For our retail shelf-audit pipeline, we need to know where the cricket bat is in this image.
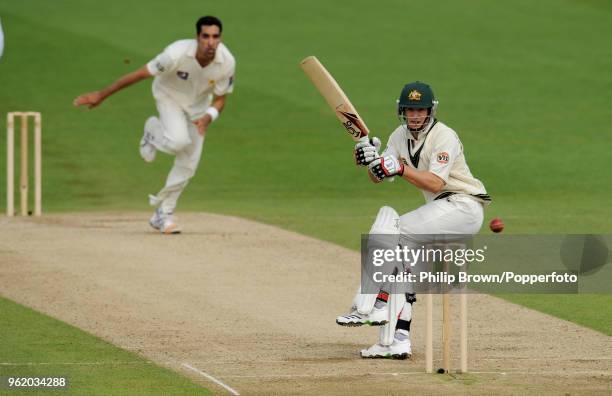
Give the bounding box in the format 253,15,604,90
300,56,370,142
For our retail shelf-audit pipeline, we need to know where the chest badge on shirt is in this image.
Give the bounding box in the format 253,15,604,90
437,152,449,164
177,71,189,80
208,79,215,85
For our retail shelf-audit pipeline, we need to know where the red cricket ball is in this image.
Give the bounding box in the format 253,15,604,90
489,218,504,233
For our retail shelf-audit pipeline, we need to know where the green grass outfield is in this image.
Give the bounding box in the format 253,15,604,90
0,0,611,389
0,297,211,395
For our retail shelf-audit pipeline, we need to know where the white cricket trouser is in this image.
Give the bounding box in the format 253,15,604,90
399,194,484,239
148,98,206,214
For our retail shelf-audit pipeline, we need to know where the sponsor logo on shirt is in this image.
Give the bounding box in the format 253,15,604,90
177,71,189,80
437,152,449,164
155,62,165,72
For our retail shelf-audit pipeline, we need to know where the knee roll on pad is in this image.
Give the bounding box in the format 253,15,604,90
370,206,400,235
368,206,400,252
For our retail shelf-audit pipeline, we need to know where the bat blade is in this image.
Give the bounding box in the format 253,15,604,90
300,56,369,141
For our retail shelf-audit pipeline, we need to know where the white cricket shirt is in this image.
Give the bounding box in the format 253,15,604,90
147,40,235,119
384,121,490,204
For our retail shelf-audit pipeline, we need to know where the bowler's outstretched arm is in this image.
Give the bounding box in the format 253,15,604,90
73,66,152,109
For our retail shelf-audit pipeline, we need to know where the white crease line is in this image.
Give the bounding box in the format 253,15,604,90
182,362,240,396
223,372,429,379
221,370,611,379
222,371,505,379
1,362,608,379
479,357,612,361
469,371,611,376
181,357,612,364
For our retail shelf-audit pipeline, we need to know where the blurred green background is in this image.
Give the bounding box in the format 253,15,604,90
1,0,610,241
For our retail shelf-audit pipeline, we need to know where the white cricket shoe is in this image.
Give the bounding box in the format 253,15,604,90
360,338,412,360
149,208,181,234
336,306,389,327
140,117,159,163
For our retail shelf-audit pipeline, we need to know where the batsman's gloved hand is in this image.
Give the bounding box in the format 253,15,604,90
369,154,404,181
354,136,381,166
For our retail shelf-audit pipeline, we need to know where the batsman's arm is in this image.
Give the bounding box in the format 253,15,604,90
401,167,445,193
73,65,152,108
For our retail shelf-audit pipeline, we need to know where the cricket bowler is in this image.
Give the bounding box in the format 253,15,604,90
73,16,235,234
336,82,490,358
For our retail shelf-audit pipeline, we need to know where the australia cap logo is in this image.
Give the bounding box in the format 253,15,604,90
177,71,189,80
408,90,422,101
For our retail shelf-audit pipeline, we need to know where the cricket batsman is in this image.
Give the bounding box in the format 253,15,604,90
336,82,490,359
74,16,235,234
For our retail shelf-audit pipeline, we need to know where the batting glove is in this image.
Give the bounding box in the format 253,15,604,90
354,136,381,166
369,154,404,181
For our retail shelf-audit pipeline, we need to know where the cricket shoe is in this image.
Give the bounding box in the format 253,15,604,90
360,338,412,360
140,117,159,163
336,306,389,327
149,208,181,234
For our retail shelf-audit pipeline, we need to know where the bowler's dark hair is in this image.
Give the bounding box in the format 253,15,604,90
196,16,222,34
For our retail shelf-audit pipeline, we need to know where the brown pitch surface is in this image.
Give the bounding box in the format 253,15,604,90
1,213,610,395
